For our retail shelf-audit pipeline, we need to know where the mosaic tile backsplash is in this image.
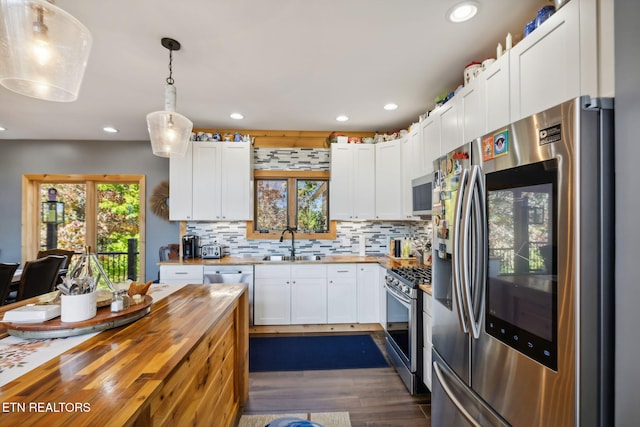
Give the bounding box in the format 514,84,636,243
185,147,431,256
186,221,430,257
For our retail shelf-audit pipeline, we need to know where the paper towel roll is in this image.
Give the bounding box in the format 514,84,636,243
359,234,366,256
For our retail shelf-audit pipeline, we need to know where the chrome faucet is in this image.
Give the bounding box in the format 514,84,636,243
279,227,296,258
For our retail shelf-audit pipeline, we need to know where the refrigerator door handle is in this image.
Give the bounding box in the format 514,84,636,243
433,361,482,427
462,165,487,339
453,167,470,333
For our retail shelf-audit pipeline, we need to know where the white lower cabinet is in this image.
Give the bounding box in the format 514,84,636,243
378,266,387,329
356,264,380,324
327,264,358,324
159,265,204,285
254,265,291,325
422,291,433,390
254,264,328,325
290,265,327,324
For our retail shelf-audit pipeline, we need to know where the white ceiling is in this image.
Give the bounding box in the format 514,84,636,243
0,0,549,142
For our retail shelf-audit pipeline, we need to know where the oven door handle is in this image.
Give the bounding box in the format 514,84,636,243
453,167,470,334
385,283,412,308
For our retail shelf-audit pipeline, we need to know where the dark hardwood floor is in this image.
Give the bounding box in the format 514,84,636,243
242,331,431,426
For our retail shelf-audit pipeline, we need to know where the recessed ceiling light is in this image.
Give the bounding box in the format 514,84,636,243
384,103,398,111
0,126,6,131
103,126,119,133
336,115,349,122
447,1,479,23
230,113,244,120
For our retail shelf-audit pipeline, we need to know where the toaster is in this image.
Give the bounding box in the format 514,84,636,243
201,244,223,259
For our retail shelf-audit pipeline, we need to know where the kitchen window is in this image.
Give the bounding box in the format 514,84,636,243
247,170,336,240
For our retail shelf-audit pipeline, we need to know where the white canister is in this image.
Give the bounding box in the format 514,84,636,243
61,292,97,322
482,58,496,71
463,62,482,86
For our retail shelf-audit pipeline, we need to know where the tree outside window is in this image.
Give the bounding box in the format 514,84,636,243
254,177,329,234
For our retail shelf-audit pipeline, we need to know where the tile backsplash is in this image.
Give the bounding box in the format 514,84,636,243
186,220,430,257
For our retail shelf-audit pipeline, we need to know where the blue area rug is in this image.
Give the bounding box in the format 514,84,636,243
249,334,389,372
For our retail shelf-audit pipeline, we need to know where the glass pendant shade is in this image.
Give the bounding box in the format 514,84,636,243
146,83,193,158
0,0,92,102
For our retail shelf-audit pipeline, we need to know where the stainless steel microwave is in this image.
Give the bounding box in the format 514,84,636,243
411,174,433,216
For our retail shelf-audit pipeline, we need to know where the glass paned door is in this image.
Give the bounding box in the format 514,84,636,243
39,183,86,253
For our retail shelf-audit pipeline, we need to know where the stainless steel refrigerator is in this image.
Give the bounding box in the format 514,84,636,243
430,97,614,427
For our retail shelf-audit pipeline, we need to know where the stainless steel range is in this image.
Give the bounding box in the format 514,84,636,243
384,266,432,395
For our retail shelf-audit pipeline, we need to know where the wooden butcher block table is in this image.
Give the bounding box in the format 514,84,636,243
0,284,249,427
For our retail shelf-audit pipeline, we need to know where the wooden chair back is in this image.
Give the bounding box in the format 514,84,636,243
0,262,19,305
18,255,66,301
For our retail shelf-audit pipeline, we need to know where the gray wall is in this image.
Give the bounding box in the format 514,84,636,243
615,0,640,425
0,139,178,281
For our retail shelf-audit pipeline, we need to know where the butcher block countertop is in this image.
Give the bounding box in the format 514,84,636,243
158,254,425,270
0,284,249,426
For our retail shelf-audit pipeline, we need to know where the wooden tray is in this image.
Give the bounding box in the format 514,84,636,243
1,295,153,339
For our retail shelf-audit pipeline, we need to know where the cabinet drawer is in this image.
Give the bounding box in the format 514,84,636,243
423,292,432,315
160,265,203,280
255,265,290,279
327,264,357,278
291,264,327,279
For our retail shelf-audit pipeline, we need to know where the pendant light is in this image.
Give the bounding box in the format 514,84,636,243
0,0,92,102
146,37,193,158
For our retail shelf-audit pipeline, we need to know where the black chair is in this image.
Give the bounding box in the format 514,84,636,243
37,249,76,270
17,255,66,301
0,262,20,306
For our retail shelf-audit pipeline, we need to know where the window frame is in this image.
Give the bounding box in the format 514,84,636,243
246,170,336,240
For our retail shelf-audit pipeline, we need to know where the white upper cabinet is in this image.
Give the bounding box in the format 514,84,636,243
330,144,375,220
510,0,585,120
375,139,403,220
420,114,440,173
192,142,220,220
439,96,462,154
170,141,252,221
220,143,252,220
401,127,422,220
458,77,485,143
169,142,194,221
481,52,511,133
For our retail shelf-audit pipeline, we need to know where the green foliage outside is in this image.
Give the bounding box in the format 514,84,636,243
40,183,140,282
297,180,328,232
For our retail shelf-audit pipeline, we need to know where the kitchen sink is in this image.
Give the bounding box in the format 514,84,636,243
261,255,322,262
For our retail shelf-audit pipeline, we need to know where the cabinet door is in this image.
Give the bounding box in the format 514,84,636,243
482,52,511,133
459,78,484,143
420,115,440,172
192,142,221,220
356,264,379,324
375,140,403,220
439,97,461,154
169,143,193,221
159,265,203,285
330,145,355,220
402,131,420,219
221,142,252,220
254,265,290,325
327,265,357,323
378,266,387,328
509,0,580,120
290,265,327,324
353,145,375,220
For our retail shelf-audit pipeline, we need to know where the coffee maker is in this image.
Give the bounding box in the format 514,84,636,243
182,234,200,259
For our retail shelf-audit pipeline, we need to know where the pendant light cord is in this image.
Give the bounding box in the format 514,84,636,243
166,50,174,86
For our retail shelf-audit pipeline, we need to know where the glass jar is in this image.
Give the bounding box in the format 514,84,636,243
110,290,130,312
